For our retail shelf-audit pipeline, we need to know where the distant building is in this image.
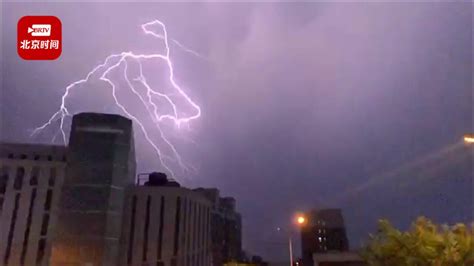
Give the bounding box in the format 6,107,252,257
194,188,242,266
312,251,366,266
301,209,349,265
50,113,137,266
121,172,212,266
0,143,66,266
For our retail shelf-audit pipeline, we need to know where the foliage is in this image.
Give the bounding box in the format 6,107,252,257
362,217,474,266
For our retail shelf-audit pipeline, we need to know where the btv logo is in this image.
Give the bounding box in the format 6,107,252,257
18,16,62,60
27,24,52,36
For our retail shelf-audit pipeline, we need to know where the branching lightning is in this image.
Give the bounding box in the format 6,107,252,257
32,19,202,177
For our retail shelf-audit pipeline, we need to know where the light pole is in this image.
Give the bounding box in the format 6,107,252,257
288,214,306,266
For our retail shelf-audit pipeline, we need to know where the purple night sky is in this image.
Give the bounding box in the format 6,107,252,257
1,1,472,261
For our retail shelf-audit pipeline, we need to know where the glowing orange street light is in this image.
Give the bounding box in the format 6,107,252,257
287,213,307,266
297,216,306,225
464,134,474,144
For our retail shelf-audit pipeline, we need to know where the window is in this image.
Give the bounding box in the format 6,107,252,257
193,203,198,251
30,166,40,186
181,199,187,249
21,188,37,264
157,196,165,260
187,202,192,253
36,238,46,264
34,155,40,160
7,153,13,159
20,154,27,159
127,195,137,265
47,155,52,161
14,167,25,190
40,213,50,236
44,189,53,211
4,193,20,265
173,197,181,256
142,196,151,262
48,168,56,186
0,166,9,193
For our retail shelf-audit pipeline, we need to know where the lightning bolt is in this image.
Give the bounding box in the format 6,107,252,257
31,19,202,178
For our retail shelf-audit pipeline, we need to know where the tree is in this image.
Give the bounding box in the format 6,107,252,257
362,217,473,266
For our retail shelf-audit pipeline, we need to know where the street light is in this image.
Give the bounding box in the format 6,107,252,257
464,134,474,144
288,214,307,266
296,215,306,225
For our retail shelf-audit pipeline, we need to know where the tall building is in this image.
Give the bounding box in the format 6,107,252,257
50,113,136,266
120,172,211,266
194,188,242,266
0,143,66,266
301,209,349,265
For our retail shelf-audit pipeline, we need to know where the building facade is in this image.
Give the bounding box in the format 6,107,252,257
312,251,366,266
0,143,66,266
50,113,136,266
121,172,211,266
301,209,349,265
0,112,243,266
194,188,242,266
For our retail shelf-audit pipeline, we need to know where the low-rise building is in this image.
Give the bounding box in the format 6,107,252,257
121,172,212,266
0,142,66,266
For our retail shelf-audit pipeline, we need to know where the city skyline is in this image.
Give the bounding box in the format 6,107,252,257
1,1,472,262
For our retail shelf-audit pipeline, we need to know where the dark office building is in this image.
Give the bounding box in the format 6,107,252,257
301,209,349,265
194,188,242,266
50,113,137,266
